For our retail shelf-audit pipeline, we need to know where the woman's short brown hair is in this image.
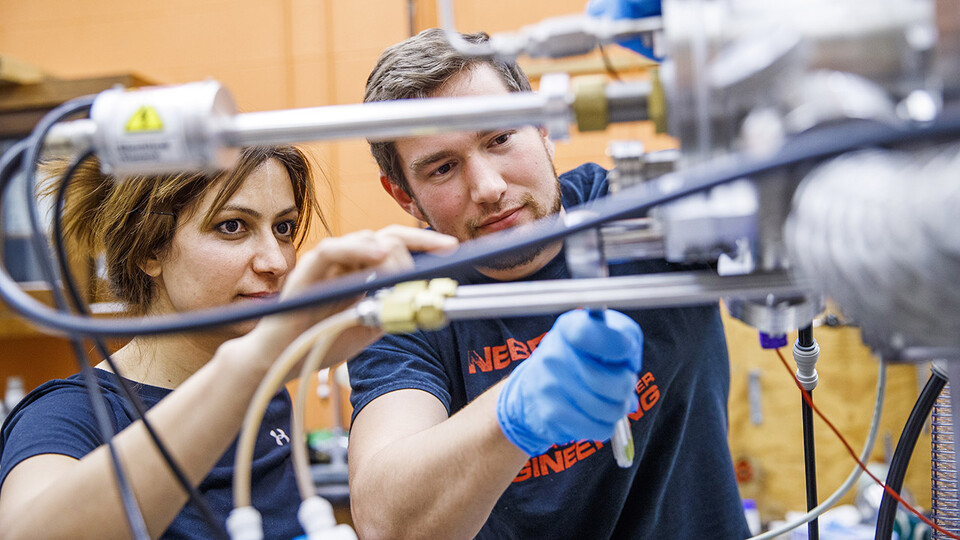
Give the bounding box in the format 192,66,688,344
45,146,327,315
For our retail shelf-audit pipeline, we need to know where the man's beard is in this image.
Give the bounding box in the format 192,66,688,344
472,184,562,271
414,177,563,272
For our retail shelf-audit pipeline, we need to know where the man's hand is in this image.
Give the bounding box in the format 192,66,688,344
587,0,662,60
496,309,643,456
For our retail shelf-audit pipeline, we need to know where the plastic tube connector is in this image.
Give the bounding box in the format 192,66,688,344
298,496,359,540
298,496,336,535
310,525,359,540
793,338,820,391
226,506,263,540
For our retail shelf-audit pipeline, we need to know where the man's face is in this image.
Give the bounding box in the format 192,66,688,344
388,63,563,271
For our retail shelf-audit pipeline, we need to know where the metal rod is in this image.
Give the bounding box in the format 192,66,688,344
42,119,97,156
46,79,651,161
607,81,652,124
444,270,805,321
453,270,739,299
223,92,567,146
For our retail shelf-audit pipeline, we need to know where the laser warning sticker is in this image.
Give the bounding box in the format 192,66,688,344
125,105,164,133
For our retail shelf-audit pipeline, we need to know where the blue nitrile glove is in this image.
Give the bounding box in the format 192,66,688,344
586,0,662,60
496,309,643,456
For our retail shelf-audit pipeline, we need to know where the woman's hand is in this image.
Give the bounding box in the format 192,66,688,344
284,225,457,296
243,226,457,368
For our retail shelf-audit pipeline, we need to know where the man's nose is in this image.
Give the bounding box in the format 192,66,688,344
466,159,507,204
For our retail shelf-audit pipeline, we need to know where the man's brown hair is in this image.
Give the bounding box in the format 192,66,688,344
364,28,532,194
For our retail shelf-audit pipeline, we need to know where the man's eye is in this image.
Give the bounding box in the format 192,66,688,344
493,132,511,145
434,163,453,176
217,219,245,235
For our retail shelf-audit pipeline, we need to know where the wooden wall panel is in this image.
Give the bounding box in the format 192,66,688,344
724,311,932,519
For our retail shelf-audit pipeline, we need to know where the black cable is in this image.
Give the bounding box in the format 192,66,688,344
798,324,818,540
8,100,960,339
875,370,947,540
802,393,819,540
6,103,151,539
51,151,229,540
597,43,623,82
2,143,144,537
799,326,813,348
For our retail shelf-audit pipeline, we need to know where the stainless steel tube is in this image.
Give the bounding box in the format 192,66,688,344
444,270,805,321
45,77,658,158
223,92,569,146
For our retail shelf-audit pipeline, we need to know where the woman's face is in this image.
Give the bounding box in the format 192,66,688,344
144,158,299,336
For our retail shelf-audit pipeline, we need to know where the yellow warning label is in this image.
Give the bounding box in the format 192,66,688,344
125,105,164,133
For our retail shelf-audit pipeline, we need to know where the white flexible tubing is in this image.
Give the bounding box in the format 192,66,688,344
748,357,887,540
438,0,497,57
233,309,361,509
291,330,347,500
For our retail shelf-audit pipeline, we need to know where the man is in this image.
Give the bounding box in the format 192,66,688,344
347,28,749,539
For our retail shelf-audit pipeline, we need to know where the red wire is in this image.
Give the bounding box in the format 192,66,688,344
773,348,959,540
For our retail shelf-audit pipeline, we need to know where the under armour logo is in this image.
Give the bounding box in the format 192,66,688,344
269,428,290,446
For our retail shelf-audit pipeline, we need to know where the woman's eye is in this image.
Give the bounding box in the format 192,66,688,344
275,220,295,237
217,219,246,235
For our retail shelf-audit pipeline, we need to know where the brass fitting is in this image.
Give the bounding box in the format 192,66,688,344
572,75,609,132
379,281,427,334
379,279,458,334
647,67,667,134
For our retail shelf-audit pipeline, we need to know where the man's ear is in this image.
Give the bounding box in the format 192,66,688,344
538,126,556,160
380,174,426,222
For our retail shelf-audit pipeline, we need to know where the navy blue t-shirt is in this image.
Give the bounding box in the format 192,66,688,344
348,163,750,539
0,369,303,540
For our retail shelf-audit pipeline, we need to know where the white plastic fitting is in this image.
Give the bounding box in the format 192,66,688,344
298,496,358,540
298,496,336,535
308,525,359,540
226,506,263,540
793,338,820,391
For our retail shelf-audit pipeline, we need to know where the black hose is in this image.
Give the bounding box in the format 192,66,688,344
9,105,960,338
5,97,225,538
802,392,819,540
799,326,813,348
50,151,229,540
799,323,818,540
796,324,818,539
3,133,149,539
875,370,947,540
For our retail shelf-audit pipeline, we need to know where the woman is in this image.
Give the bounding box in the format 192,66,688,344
0,146,456,539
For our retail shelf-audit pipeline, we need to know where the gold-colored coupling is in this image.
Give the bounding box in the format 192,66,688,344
647,67,667,134
572,75,609,133
379,278,458,334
